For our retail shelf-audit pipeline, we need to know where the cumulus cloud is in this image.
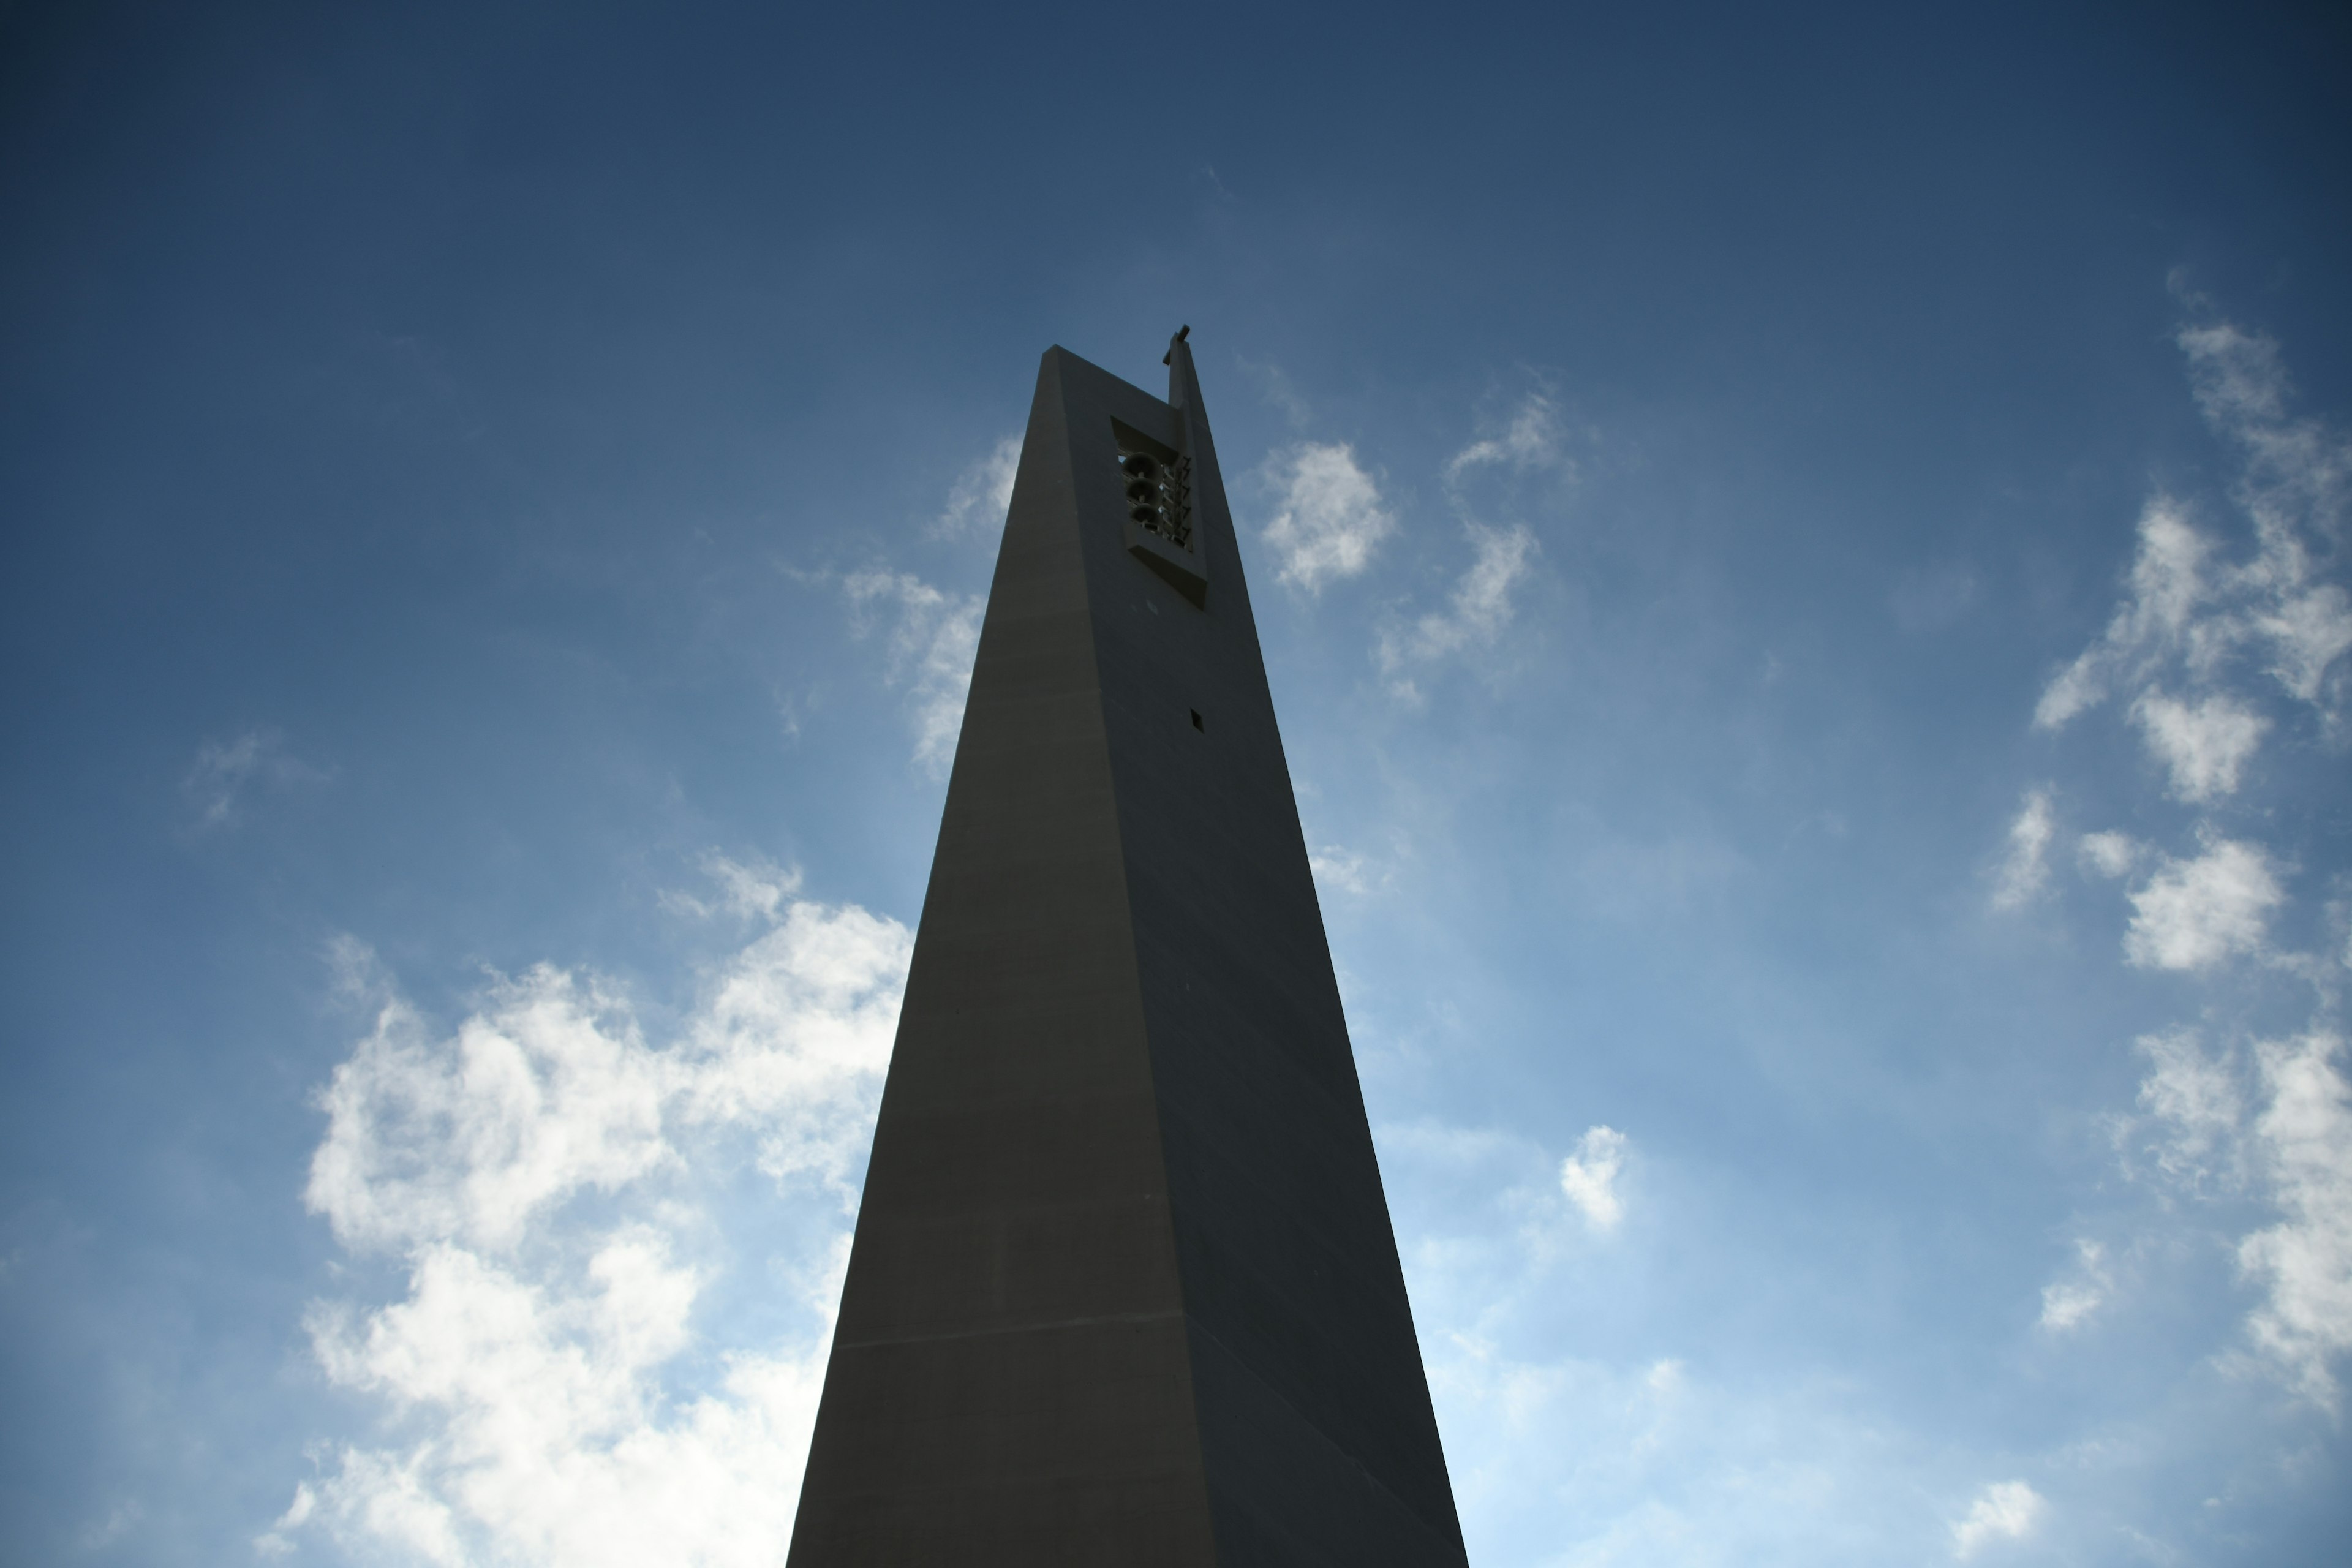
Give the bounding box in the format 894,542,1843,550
1378,522,1539,696
2120,836,2283,971
1259,440,1398,594
2236,1031,2352,1409
934,435,1020,538
181,727,331,829
2130,690,2269,802
1559,1125,1628,1230
1951,1480,2044,1558
277,864,913,1566
2075,831,2141,880
842,569,985,775
2124,1026,2352,1408
2019,315,2352,1430
1989,787,2056,911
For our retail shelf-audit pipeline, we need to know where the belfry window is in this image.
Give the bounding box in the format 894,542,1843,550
1111,417,1206,608
1115,437,1193,551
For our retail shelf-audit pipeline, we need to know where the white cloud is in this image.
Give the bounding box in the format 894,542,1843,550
278,865,913,1567
1308,843,1389,899
2178,323,2351,570
77,1499,142,1551
253,1484,312,1557
1259,440,1397,594
2125,1027,2352,1408
2236,1031,2352,1410
1378,522,1539,695
934,435,1020,538
181,726,330,829
2121,837,2283,971
1559,1125,1628,1231
2130,690,2269,802
1443,393,1570,485
2132,1028,2244,1189
1951,1480,2044,1558
1241,357,1315,429
660,851,802,923
2252,583,2352,705
1989,788,2056,911
2038,1240,2110,1332
308,965,674,1256
2036,318,2352,1420
2039,322,2352,743
842,569,985,775
2075,831,2141,880
2035,498,2213,731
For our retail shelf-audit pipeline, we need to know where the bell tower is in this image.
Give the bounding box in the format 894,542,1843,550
786,331,1469,1567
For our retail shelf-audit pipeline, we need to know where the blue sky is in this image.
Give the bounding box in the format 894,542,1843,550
4,2,2350,1563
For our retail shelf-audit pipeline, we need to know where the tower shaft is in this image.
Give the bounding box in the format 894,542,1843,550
788,337,1467,1566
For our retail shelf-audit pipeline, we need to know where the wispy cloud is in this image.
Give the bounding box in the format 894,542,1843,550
276,862,913,1564
2025,314,2352,1416
1259,440,1397,594
1240,357,1315,430
659,851,803,923
1308,842,1392,899
2036,320,2351,744
933,435,1020,539
1990,786,2056,911
181,727,331,829
842,569,984,776
1374,392,1564,700
1951,1480,2044,1559
77,1499,143,1552
2038,1240,2111,1332
1442,391,1572,486
1376,522,1539,700
1559,1125,1628,1231
2127,1028,2247,1191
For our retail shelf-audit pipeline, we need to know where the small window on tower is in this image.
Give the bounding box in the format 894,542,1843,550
1191,709,1205,732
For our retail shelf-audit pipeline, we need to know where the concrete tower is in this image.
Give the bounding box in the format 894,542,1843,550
786,332,1468,1566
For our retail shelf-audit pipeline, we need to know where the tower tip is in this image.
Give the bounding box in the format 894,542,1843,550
1161,325,1191,366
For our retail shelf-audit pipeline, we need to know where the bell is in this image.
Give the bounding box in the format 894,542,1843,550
1121,454,1158,479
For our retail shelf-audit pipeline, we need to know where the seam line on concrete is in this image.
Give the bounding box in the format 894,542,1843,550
839,1308,1186,1351
1186,1317,1461,1555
